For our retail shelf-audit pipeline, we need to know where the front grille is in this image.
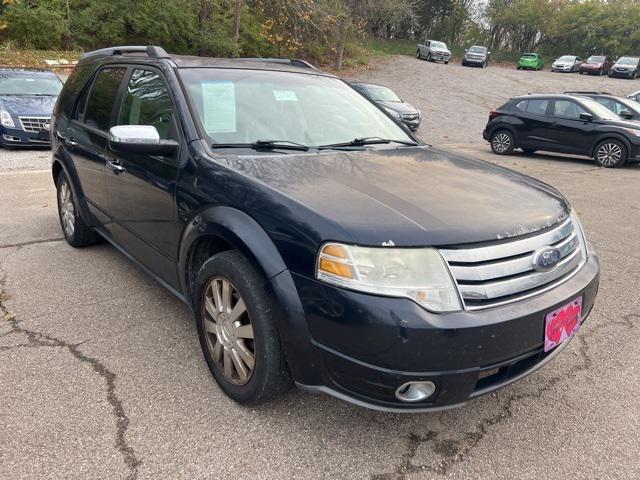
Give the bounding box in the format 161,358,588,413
402,113,419,121
19,116,50,133
440,217,585,310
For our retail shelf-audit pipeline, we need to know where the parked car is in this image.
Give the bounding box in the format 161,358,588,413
53,46,599,412
564,91,640,121
579,55,614,75
461,46,490,67
484,93,640,167
350,82,421,131
517,53,544,70
551,55,582,72
609,57,640,79
627,90,640,102
0,68,63,147
416,40,451,63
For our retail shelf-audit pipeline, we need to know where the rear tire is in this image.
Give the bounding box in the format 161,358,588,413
56,171,101,248
594,139,627,168
490,130,515,155
194,250,292,405
416,50,421,60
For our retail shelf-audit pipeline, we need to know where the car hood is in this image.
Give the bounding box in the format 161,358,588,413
613,64,635,69
582,62,602,67
377,101,419,115
0,95,57,116
215,146,570,246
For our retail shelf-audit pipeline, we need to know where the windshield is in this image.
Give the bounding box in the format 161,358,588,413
580,97,621,121
180,69,413,148
557,56,575,62
617,97,640,113
364,85,401,102
0,74,62,95
468,46,486,54
617,57,639,66
587,56,605,63
431,41,446,49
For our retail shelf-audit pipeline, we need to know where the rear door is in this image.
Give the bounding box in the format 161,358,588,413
511,98,554,149
105,67,183,289
546,99,597,154
66,66,127,228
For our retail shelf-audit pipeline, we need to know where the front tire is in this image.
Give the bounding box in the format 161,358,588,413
56,171,100,247
490,130,515,155
426,52,432,62
194,250,292,405
594,139,627,168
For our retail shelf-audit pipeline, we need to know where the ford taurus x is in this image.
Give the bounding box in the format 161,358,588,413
52,46,600,412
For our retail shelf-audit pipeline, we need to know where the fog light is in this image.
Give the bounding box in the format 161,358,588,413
395,381,436,402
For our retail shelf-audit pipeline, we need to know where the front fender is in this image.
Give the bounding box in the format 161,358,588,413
178,205,288,302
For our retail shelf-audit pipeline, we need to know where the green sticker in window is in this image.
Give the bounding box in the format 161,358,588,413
273,90,298,102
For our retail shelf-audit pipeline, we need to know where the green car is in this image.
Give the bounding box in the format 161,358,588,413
517,53,544,70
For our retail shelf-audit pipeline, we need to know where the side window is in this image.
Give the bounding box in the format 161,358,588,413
83,68,127,131
595,98,623,115
513,100,527,112
118,69,176,140
553,100,587,119
526,99,549,115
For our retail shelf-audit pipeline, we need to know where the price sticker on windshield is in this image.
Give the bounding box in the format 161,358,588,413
273,90,298,102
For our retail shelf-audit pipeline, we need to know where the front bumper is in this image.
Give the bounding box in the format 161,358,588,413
610,69,635,78
552,65,572,72
431,52,451,62
463,57,485,66
0,125,51,147
292,247,599,412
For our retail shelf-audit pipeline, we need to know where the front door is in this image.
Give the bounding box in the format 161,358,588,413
105,67,183,289
546,100,596,155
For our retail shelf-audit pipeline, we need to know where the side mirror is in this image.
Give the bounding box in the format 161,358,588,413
108,125,179,156
579,112,594,122
620,110,634,120
464,49,468,52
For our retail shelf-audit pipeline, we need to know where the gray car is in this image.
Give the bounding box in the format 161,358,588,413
462,46,490,67
351,82,422,131
416,40,451,63
551,55,583,72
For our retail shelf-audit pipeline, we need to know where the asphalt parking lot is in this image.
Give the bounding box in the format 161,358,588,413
1,57,640,480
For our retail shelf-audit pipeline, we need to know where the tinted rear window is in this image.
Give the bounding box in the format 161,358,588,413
526,99,549,115
84,67,126,131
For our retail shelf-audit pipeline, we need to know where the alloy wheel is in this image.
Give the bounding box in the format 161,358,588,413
596,143,622,167
202,277,255,385
59,180,76,238
492,132,511,153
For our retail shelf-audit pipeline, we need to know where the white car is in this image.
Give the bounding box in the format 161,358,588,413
627,90,640,102
551,55,583,72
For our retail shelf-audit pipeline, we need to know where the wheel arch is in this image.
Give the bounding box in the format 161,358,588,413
178,206,288,307
488,124,518,145
51,153,94,225
589,133,632,158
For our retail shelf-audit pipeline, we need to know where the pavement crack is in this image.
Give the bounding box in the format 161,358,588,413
371,310,639,479
0,274,141,480
0,237,64,250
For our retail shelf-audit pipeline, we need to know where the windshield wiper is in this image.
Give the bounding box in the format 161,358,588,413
318,137,419,149
211,139,309,151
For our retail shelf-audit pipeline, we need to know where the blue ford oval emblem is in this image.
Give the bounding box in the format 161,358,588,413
532,246,562,272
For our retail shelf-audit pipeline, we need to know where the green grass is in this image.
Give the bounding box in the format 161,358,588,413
364,39,417,57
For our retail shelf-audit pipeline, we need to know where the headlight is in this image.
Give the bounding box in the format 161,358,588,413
383,107,400,119
570,211,588,261
316,243,462,312
0,109,14,128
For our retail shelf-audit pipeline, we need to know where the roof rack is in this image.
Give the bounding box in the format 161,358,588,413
240,58,316,69
563,91,612,95
81,46,170,60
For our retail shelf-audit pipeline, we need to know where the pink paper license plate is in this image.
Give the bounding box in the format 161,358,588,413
544,297,582,352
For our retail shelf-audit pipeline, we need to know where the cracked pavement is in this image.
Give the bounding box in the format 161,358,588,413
2,58,640,479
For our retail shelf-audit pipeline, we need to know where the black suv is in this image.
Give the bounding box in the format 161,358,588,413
484,93,640,167
53,46,599,412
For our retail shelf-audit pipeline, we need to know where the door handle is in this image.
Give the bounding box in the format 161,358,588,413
106,159,125,175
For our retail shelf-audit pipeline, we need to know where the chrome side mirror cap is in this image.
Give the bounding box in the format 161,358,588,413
108,125,179,156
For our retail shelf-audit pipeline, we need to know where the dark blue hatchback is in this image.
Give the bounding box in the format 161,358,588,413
0,68,63,147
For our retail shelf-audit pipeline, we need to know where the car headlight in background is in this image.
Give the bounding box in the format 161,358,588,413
383,107,401,119
0,109,15,128
316,243,462,312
